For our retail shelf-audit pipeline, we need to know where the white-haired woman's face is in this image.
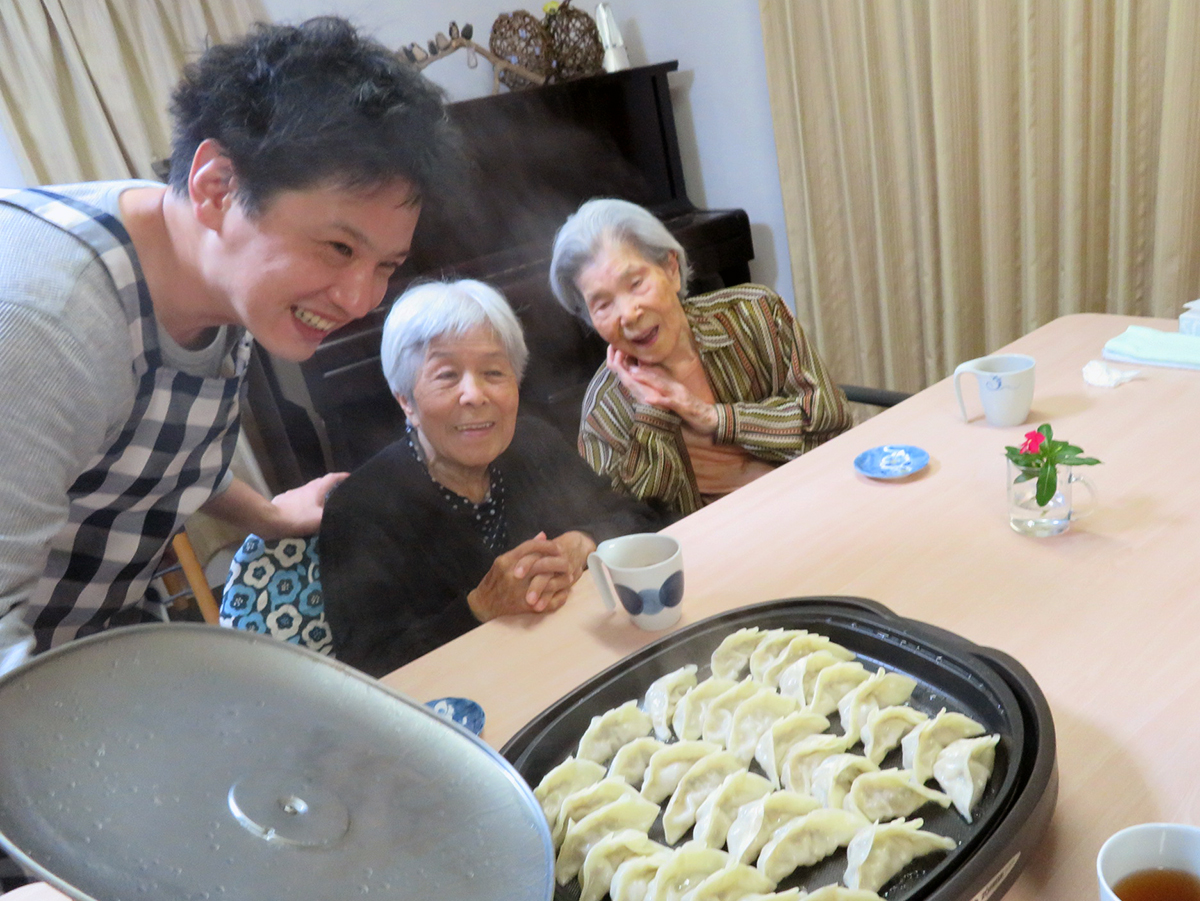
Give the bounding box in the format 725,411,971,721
396,324,519,481
574,239,687,366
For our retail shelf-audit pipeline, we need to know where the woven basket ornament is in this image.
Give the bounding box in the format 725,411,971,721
489,10,553,90
544,1,603,80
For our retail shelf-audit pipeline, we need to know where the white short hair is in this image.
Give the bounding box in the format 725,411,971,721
380,279,528,399
549,197,691,320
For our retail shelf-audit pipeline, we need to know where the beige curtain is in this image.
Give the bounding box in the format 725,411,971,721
760,0,1200,393
0,0,266,185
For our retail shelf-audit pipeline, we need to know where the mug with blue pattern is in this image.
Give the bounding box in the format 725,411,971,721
588,533,684,631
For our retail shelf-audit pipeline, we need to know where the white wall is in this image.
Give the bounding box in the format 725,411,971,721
260,0,794,308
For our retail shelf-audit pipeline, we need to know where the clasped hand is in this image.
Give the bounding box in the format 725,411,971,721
606,346,718,436
468,530,595,622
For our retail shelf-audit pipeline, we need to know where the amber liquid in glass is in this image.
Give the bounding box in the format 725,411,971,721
1113,867,1200,901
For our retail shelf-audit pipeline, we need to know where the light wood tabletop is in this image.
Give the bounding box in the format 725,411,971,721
5,313,1195,901
379,313,1200,901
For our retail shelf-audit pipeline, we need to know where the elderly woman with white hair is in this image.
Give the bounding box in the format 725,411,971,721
319,279,661,677
550,198,852,516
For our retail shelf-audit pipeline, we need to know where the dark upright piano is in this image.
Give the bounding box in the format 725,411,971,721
248,62,754,490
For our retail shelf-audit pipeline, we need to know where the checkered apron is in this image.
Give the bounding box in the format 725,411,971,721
0,187,251,651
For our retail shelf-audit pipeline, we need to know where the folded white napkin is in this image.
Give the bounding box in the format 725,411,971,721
1102,325,1200,371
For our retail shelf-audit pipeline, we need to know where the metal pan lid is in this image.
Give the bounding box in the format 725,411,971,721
0,624,553,901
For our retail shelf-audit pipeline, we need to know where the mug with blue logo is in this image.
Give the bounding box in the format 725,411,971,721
953,353,1035,427
588,533,684,631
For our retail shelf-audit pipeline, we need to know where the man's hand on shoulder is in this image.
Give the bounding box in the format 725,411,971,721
201,472,349,539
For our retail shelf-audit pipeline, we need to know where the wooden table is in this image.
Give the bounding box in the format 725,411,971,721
380,313,1200,901
5,313,1195,901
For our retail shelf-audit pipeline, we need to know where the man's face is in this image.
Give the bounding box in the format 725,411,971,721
212,179,420,361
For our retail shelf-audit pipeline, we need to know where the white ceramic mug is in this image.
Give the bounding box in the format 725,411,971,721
1097,822,1200,901
588,533,683,631
954,353,1036,427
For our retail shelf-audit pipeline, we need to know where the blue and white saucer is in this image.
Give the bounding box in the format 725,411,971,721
854,444,930,480
426,696,486,735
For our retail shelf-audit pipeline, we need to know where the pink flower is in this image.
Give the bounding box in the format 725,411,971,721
1019,431,1046,455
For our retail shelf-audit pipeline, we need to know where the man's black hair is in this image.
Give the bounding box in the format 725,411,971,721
168,17,457,213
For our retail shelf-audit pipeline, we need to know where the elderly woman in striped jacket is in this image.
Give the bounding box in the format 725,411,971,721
550,198,852,516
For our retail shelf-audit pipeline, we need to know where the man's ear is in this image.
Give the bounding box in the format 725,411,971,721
189,139,237,230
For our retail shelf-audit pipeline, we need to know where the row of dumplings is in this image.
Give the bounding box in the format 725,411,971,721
532,626,1000,901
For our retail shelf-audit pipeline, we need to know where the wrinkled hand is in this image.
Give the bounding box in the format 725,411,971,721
268,472,349,537
468,531,597,621
606,346,719,436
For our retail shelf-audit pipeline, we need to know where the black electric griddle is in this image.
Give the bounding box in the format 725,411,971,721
502,597,1057,901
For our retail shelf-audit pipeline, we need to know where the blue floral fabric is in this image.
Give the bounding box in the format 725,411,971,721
220,534,332,655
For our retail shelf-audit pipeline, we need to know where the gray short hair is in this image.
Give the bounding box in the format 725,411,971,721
380,279,528,399
549,198,692,320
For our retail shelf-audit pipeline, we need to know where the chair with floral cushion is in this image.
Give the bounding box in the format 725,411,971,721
219,534,333,655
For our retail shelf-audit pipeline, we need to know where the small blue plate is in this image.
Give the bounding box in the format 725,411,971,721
426,696,485,735
854,444,930,479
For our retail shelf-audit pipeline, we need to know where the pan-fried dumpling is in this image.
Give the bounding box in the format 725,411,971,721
779,733,852,795
710,627,765,680
727,688,798,763
702,678,763,747
777,650,842,704
610,736,667,788
758,633,856,688
678,862,775,901
578,700,655,765
534,756,606,825
646,665,699,740
805,661,870,716
554,776,640,847
842,817,956,893
580,829,669,901
810,753,879,809
557,794,660,884
641,740,722,803
610,851,673,901
932,734,1000,822
797,887,885,901
692,771,773,849
755,808,868,882
645,843,730,901
740,891,802,901
843,768,952,822
662,751,745,843
748,629,808,682
725,790,821,864
836,668,917,745
673,677,737,741
754,710,831,787
861,705,928,765
901,709,985,783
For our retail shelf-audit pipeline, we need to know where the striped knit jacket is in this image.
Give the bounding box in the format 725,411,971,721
578,284,852,515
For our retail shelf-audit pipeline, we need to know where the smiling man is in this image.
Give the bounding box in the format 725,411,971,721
0,17,457,673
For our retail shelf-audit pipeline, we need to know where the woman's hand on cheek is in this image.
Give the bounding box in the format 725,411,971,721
606,347,718,435
607,347,668,408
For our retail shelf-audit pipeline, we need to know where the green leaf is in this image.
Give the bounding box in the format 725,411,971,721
1035,463,1057,506
1038,423,1053,441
